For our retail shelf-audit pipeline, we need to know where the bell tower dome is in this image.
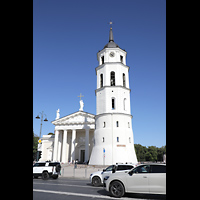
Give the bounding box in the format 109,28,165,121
89,25,138,165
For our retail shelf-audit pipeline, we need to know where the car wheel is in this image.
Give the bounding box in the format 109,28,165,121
92,176,101,187
42,171,49,180
110,181,125,198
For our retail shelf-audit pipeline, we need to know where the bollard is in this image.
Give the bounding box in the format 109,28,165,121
73,168,75,177
62,168,64,176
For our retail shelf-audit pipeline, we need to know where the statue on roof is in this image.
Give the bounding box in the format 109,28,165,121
79,100,84,111
56,108,60,119
78,93,84,111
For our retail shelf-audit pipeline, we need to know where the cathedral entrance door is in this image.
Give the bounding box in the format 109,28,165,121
80,150,85,163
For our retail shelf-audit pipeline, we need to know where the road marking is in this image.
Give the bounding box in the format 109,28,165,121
33,182,93,188
33,189,123,199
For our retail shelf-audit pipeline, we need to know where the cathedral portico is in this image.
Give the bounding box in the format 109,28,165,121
51,109,95,163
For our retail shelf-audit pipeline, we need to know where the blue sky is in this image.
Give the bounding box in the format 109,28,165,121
33,0,166,147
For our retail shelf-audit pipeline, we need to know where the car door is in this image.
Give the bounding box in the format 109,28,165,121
102,165,114,180
126,165,150,193
33,163,39,174
33,162,46,175
148,165,166,194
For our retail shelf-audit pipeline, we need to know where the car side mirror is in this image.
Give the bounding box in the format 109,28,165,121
103,169,106,172
128,171,133,176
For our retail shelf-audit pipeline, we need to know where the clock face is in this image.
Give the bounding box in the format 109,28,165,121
109,52,115,57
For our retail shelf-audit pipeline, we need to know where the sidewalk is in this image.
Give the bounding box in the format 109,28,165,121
60,164,107,179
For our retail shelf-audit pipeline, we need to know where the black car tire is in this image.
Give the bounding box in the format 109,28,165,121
92,176,101,187
42,171,49,180
110,181,125,198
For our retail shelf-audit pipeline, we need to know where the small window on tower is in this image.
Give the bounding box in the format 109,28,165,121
120,55,123,63
116,121,119,127
112,98,115,109
123,73,126,87
123,98,127,110
103,122,106,128
110,71,115,86
102,137,105,142
100,74,103,88
101,56,104,64
117,137,119,142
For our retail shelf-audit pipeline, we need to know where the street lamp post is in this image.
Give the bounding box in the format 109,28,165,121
35,111,48,139
35,111,48,161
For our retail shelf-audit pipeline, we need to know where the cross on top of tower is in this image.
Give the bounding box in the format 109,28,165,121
78,93,84,100
108,21,114,28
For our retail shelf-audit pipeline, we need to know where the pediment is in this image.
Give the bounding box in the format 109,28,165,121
51,111,95,126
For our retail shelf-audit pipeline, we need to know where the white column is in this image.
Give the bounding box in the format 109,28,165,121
70,129,76,163
85,129,89,163
57,131,63,162
53,130,59,161
61,130,68,163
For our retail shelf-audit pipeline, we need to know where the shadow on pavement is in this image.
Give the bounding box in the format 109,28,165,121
97,189,166,199
124,193,166,199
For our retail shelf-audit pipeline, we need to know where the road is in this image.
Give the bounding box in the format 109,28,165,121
33,177,165,200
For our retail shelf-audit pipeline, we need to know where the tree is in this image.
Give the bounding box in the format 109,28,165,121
134,144,147,162
33,131,39,161
145,152,153,161
157,145,166,161
135,144,166,162
48,132,54,135
147,146,158,162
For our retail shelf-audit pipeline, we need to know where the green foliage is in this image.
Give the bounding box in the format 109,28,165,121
48,132,54,135
134,144,166,162
33,131,39,161
134,144,146,162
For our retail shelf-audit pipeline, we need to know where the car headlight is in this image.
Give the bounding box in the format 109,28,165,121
90,174,93,176
104,176,109,181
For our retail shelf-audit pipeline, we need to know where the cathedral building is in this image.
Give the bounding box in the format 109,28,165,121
39,26,138,165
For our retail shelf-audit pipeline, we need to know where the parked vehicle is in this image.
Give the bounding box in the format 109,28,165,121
33,161,61,180
90,163,136,186
104,163,166,198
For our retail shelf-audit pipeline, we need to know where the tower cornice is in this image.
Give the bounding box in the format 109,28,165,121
95,62,130,75
97,47,127,58
95,112,133,119
95,85,131,95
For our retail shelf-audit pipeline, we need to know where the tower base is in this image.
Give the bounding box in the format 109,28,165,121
89,143,138,165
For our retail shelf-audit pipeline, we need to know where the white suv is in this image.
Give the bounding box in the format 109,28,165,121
104,163,166,198
90,163,136,187
33,161,61,180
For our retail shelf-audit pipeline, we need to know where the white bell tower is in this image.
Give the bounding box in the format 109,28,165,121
89,25,138,165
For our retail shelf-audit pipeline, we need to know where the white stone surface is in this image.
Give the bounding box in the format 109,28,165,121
89,38,138,165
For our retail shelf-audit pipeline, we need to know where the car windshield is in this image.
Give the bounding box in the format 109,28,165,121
105,165,114,171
